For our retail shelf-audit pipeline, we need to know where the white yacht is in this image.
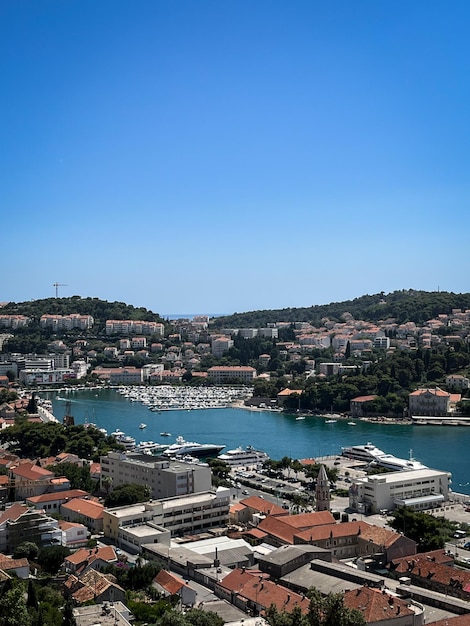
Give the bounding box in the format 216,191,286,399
162,436,225,458
217,446,270,467
341,442,386,462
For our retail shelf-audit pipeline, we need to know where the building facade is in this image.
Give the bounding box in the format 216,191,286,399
100,452,212,500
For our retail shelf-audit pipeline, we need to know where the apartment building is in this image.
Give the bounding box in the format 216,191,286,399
100,452,212,500
106,320,164,336
207,366,256,384
0,315,30,329
40,314,94,330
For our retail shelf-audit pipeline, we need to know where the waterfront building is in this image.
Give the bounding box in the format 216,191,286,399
350,395,378,417
349,467,451,514
100,452,212,500
207,365,256,384
409,387,452,416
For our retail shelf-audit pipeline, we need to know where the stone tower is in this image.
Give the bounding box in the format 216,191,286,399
315,464,330,511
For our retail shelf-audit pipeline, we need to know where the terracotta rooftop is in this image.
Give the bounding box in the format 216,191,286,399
61,498,104,520
240,496,287,516
344,587,414,622
154,569,188,595
219,568,309,614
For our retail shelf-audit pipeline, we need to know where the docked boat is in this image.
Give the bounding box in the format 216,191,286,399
134,441,168,455
341,442,428,472
341,442,386,462
325,419,337,424
115,434,136,449
217,445,270,467
162,436,225,458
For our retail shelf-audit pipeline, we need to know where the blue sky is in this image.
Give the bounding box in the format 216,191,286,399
1,1,469,316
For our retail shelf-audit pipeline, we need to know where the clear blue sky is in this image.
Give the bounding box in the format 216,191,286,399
2,1,469,316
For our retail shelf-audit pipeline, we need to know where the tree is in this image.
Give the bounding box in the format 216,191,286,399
0,584,32,626
37,545,71,575
389,507,445,552
104,483,150,507
306,589,366,626
13,541,39,561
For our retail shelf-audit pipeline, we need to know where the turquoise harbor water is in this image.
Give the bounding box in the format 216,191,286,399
44,388,470,495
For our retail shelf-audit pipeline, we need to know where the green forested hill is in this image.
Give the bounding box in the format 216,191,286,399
211,290,470,328
1,297,165,326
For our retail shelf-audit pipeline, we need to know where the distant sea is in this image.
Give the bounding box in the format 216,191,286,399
162,314,228,320
43,388,470,497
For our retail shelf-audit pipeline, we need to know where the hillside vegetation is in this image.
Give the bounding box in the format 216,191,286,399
211,290,470,328
1,296,166,327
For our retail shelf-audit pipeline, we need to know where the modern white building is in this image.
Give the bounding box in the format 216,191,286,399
349,468,451,514
104,489,230,550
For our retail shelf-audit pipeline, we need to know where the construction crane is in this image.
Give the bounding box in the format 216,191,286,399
52,282,68,298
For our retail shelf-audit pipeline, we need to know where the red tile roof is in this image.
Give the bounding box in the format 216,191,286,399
240,496,287,517
154,569,187,595
344,587,414,622
219,568,309,614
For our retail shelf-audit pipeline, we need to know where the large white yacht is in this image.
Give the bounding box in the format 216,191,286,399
217,446,270,467
341,442,386,462
341,442,428,472
162,436,225,458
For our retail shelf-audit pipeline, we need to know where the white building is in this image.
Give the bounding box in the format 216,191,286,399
40,314,94,330
211,337,234,357
349,468,451,514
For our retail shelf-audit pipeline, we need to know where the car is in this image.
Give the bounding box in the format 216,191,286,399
463,542,470,550
242,490,249,495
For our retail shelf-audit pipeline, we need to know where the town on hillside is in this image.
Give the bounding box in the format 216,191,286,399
0,294,469,623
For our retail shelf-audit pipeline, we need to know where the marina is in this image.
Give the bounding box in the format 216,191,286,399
44,387,470,495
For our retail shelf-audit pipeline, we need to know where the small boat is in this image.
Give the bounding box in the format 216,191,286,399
325,419,337,424
139,423,147,429
160,432,171,437
347,421,357,426
296,416,306,420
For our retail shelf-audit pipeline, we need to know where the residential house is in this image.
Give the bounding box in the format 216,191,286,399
153,570,196,607
63,546,118,575
58,520,90,548
60,498,104,534
64,569,126,605
9,462,56,499
0,553,30,579
26,489,89,513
